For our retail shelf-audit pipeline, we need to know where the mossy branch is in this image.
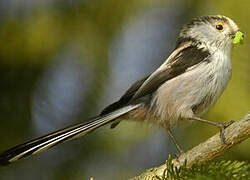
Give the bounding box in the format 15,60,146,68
130,112,250,180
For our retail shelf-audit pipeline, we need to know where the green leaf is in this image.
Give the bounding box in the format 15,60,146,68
233,31,244,44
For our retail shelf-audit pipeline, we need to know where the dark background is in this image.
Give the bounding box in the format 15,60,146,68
0,0,249,179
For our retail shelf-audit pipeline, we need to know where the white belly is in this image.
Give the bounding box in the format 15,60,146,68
151,50,232,127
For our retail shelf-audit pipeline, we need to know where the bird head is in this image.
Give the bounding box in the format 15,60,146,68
177,15,244,51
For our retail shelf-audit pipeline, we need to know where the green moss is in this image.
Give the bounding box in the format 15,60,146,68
156,156,250,180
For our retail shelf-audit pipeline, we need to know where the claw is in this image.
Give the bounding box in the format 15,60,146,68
219,120,235,145
224,120,235,127
174,154,181,162
174,153,179,159
174,149,184,159
219,127,227,144
191,117,235,145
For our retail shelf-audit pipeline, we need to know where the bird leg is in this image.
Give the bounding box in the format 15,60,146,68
191,117,235,144
167,128,184,154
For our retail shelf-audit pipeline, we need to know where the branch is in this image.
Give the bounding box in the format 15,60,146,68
130,112,250,180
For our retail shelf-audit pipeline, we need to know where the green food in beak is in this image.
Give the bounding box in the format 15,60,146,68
233,31,244,44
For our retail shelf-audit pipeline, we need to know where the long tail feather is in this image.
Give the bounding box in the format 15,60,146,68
0,104,140,166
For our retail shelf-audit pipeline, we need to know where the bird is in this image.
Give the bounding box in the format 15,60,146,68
0,15,244,166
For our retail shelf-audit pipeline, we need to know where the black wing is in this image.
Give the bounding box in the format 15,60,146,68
131,44,210,100
101,42,210,115
101,75,150,115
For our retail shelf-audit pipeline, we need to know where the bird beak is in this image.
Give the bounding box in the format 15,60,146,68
233,31,244,44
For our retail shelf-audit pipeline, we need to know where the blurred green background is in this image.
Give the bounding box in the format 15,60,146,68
0,0,249,179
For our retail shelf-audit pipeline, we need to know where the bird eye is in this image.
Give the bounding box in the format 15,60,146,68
216,23,224,31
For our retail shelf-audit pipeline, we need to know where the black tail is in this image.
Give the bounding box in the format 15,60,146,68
0,105,140,166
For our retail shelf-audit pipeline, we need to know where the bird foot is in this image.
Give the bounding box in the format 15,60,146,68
218,120,235,144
